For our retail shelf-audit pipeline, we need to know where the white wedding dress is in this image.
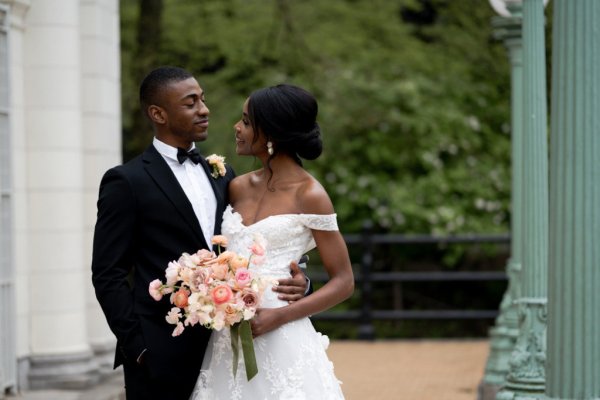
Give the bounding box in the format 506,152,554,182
190,205,344,400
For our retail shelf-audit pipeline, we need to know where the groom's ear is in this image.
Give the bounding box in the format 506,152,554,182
148,105,167,125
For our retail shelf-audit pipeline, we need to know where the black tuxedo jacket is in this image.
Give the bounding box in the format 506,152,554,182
91,144,234,387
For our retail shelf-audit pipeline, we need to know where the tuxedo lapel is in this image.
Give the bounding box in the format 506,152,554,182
197,156,227,234
141,145,207,247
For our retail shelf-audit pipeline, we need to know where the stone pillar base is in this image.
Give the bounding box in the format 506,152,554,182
478,381,502,400
26,349,100,390
91,340,116,378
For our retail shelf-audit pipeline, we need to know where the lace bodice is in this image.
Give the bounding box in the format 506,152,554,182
221,205,338,280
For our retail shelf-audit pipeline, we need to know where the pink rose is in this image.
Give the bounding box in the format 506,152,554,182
241,289,259,308
234,268,252,288
251,255,265,266
211,284,233,305
248,243,265,257
149,279,163,301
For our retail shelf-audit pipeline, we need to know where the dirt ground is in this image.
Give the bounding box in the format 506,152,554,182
12,339,490,400
327,340,489,400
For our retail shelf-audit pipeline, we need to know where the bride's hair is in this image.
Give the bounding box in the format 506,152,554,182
247,84,323,165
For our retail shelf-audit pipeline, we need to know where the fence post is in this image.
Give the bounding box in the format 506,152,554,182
358,221,375,340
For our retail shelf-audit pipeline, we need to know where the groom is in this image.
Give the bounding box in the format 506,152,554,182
91,66,308,399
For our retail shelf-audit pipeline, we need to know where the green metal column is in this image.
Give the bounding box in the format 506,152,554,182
479,4,523,399
546,1,600,399
496,0,548,398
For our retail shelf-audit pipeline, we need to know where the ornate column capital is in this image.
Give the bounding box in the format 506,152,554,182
3,0,30,30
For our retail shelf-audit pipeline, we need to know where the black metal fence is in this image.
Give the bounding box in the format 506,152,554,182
307,225,510,339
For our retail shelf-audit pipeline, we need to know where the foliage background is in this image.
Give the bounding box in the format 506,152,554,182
121,0,512,235
119,0,551,337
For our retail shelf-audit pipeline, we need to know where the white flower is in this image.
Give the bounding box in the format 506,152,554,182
166,307,181,325
206,154,226,178
165,261,180,285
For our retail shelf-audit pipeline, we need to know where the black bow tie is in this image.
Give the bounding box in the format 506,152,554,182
177,147,202,165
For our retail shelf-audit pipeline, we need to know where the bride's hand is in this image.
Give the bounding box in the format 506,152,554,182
250,308,285,338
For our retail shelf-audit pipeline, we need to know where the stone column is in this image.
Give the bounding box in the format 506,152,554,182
496,0,548,398
0,2,16,396
546,1,600,398
20,0,96,389
80,0,122,377
479,4,523,399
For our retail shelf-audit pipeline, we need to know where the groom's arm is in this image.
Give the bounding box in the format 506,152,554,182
91,168,145,363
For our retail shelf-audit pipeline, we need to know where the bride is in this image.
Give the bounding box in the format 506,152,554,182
191,84,354,399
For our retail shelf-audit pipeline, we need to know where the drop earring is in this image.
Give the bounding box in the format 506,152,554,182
267,141,274,155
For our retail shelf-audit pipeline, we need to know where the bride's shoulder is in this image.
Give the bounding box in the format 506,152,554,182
297,175,335,215
228,173,252,202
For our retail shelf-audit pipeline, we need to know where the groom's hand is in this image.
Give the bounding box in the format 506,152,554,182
273,261,307,303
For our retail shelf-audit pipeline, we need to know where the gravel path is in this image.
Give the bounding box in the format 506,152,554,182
328,340,489,400
11,340,490,400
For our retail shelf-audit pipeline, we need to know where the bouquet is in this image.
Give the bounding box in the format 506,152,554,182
148,234,271,381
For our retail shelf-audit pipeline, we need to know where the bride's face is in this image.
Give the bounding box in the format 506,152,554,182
234,98,267,157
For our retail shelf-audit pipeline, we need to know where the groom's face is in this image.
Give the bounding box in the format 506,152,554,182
158,77,210,147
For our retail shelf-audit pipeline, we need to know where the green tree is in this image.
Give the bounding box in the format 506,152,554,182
120,0,517,235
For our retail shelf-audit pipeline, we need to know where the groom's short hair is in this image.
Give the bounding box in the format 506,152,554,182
139,66,194,117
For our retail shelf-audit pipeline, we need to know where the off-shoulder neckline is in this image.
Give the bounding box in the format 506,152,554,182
225,204,336,228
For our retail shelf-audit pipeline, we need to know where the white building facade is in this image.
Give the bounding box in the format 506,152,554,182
0,0,121,394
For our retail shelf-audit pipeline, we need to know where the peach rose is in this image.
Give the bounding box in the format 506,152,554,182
211,284,233,305
214,250,235,264
223,304,242,325
211,235,228,247
210,262,228,281
172,289,189,308
229,255,249,272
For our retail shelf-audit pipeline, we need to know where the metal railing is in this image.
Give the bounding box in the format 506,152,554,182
308,224,510,339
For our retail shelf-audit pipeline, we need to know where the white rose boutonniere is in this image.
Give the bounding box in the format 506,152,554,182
206,154,226,179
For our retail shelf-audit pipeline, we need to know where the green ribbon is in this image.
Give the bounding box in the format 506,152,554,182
230,320,258,381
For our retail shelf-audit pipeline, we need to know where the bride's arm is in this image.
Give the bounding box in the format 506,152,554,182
250,183,354,337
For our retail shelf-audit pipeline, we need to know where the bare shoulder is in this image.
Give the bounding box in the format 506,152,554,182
228,172,253,204
297,174,335,215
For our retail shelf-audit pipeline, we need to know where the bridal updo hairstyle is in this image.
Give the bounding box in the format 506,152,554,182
247,84,323,165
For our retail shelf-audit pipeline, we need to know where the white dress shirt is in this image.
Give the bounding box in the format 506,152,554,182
153,137,217,246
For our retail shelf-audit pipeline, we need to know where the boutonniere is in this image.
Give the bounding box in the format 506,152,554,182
206,154,226,179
